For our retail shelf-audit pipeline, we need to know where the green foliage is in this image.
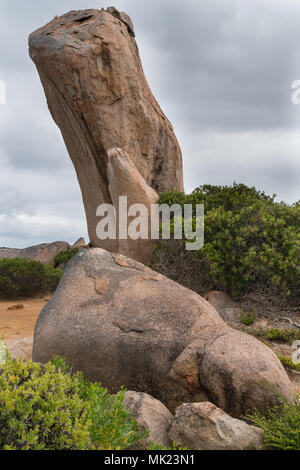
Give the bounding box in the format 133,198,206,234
154,184,300,298
276,354,300,372
147,442,189,450
0,355,92,450
0,351,144,450
239,312,257,325
247,396,300,450
0,258,62,298
53,248,80,268
252,328,300,345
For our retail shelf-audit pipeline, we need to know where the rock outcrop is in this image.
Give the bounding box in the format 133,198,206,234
123,391,173,449
32,248,294,416
29,8,184,262
72,238,86,248
169,402,264,450
0,241,70,264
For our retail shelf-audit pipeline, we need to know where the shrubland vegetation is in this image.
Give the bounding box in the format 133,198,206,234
153,184,300,300
0,258,62,298
247,396,300,450
53,247,80,268
0,349,144,450
0,247,81,299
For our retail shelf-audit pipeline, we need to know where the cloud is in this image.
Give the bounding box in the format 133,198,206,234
0,0,299,248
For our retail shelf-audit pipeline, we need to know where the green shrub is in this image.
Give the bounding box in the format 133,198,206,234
53,248,80,268
147,442,189,450
247,395,300,450
239,312,257,326
0,258,62,298
153,184,300,299
276,354,300,372
251,328,300,345
0,356,92,450
0,349,144,450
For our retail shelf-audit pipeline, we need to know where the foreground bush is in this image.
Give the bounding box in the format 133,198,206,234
247,396,300,450
53,248,80,268
153,184,300,299
0,350,143,450
0,258,62,298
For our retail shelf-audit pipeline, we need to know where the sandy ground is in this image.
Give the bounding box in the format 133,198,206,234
0,296,49,340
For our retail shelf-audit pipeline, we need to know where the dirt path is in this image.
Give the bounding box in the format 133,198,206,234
0,297,49,340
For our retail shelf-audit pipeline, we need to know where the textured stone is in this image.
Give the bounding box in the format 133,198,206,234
72,238,86,248
29,9,184,261
123,391,173,449
6,337,33,362
169,402,264,450
33,248,293,416
0,241,70,264
204,291,242,323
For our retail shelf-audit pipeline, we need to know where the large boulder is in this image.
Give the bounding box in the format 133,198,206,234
29,8,184,262
169,402,264,450
123,391,173,449
33,248,293,416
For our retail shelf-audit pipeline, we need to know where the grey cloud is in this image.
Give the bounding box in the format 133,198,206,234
0,0,299,248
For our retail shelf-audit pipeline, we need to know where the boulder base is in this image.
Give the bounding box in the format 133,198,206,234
33,248,293,416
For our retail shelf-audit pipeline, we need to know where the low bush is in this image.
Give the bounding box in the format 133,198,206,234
53,248,80,268
251,328,300,345
247,395,300,450
276,354,300,373
153,184,300,299
0,349,144,450
0,258,62,298
239,312,257,326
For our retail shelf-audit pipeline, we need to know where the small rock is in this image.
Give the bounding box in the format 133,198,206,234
72,238,86,248
220,307,242,322
169,402,264,450
204,291,242,322
7,304,24,311
204,290,237,311
6,337,33,361
123,391,173,449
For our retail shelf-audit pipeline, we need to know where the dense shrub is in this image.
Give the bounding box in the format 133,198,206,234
0,258,62,298
247,396,300,450
0,350,143,450
53,248,80,268
153,184,300,299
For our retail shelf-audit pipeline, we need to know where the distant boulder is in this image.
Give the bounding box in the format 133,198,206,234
72,238,86,249
0,241,70,264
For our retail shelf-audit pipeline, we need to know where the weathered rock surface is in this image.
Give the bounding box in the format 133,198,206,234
123,391,173,449
33,248,293,416
0,241,70,264
107,147,158,262
72,238,86,248
6,337,33,362
29,8,184,261
204,291,242,322
169,402,264,450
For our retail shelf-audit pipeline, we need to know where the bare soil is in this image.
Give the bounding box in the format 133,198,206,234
0,296,49,340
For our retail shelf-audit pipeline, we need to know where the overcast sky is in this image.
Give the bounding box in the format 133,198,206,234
0,0,300,248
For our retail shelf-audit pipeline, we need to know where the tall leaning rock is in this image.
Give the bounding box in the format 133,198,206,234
29,8,184,261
